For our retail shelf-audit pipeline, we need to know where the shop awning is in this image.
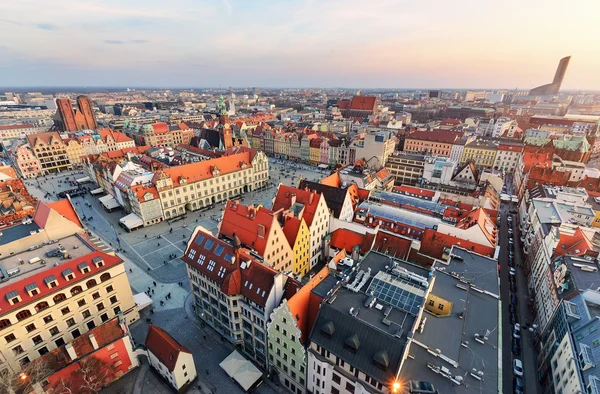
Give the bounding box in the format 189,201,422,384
119,213,144,230
219,351,262,391
99,195,120,210
133,292,153,310
90,187,104,195
76,176,91,183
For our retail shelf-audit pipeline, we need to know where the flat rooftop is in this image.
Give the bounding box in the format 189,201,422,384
358,201,442,230
0,222,40,247
401,247,500,394
311,251,431,384
0,234,100,285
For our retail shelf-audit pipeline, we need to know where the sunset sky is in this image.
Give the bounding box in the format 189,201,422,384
1,0,599,89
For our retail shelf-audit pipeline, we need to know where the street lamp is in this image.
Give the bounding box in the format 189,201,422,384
19,372,27,381
392,381,401,393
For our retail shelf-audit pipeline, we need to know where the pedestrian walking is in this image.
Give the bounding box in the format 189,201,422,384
129,268,132,273
158,242,160,246
151,289,154,294
153,281,156,286
204,335,207,340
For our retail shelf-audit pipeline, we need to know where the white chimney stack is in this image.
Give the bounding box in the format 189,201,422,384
65,343,77,361
89,333,99,350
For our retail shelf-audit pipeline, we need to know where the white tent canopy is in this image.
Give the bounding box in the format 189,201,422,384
76,176,91,183
219,351,262,391
133,292,153,310
90,187,104,195
119,213,144,230
99,194,120,210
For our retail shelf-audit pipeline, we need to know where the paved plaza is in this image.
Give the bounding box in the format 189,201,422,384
19,159,329,394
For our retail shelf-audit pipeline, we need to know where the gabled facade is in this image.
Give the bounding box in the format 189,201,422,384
267,267,330,394
273,186,331,269
219,201,294,272
27,132,70,174
145,325,197,392
281,215,311,276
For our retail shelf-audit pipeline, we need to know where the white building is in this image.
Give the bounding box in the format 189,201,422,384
145,325,197,392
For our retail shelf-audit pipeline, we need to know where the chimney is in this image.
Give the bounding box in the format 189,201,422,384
309,192,314,205
66,343,77,361
290,193,297,206
89,333,99,350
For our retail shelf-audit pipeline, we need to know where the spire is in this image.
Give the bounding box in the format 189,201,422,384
218,94,227,116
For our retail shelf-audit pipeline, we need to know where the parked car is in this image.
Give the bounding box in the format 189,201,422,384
513,359,524,377
514,376,524,394
512,338,521,356
509,268,516,276
513,324,521,339
510,209,518,215
511,294,518,305
510,311,516,325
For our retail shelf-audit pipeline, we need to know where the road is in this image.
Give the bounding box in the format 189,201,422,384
499,176,541,394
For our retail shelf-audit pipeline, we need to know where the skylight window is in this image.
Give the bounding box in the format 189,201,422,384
214,244,225,256
207,260,216,271
224,254,233,263
204,239,215,250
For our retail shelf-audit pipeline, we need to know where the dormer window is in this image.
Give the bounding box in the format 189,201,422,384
62,269,75,281
77,262,90,274
44,275,58,288
6,291,21,305
92,257,104,268
25,283,39,297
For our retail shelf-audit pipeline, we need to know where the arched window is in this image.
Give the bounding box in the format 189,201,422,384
100,273,111,282
70,286,83,295
16,310,32,321
86,279,97,289
35,301,49,312
0,319,11,330
53,293,67,304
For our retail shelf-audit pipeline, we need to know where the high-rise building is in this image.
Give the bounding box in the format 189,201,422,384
54,95,98,132
529,56,571,96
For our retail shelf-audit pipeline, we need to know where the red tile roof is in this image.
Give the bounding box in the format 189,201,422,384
49,199,84,228
145,325,191,372
0,123,34,130
151,122,170,134
219,202,279,257
0,251,122,315
286,266,329,345
405,130,462,144
393,185,436,199
273,186,323,227
349,96,377,111
183,229,279,307
371,231,412,260
282,216,303,247
26,131,63,147
33,317,127,374
155,152,251,187
419,229,495,260
329,228,366,253
455,207,497,246
552,228,594,259
320,172,341,187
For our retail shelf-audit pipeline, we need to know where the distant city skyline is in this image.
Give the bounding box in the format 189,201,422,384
1,0,599,89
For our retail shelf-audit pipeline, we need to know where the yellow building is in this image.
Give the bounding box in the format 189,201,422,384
591,210,600,228
309,139,321,165
461,140,498,169
282,216,311,276
64,138,85,165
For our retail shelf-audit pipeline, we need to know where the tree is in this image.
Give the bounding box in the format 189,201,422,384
52,356,112,394
0,360,53,394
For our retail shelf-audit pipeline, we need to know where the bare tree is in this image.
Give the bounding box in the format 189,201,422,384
0,360,53,394
52,356,112,394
